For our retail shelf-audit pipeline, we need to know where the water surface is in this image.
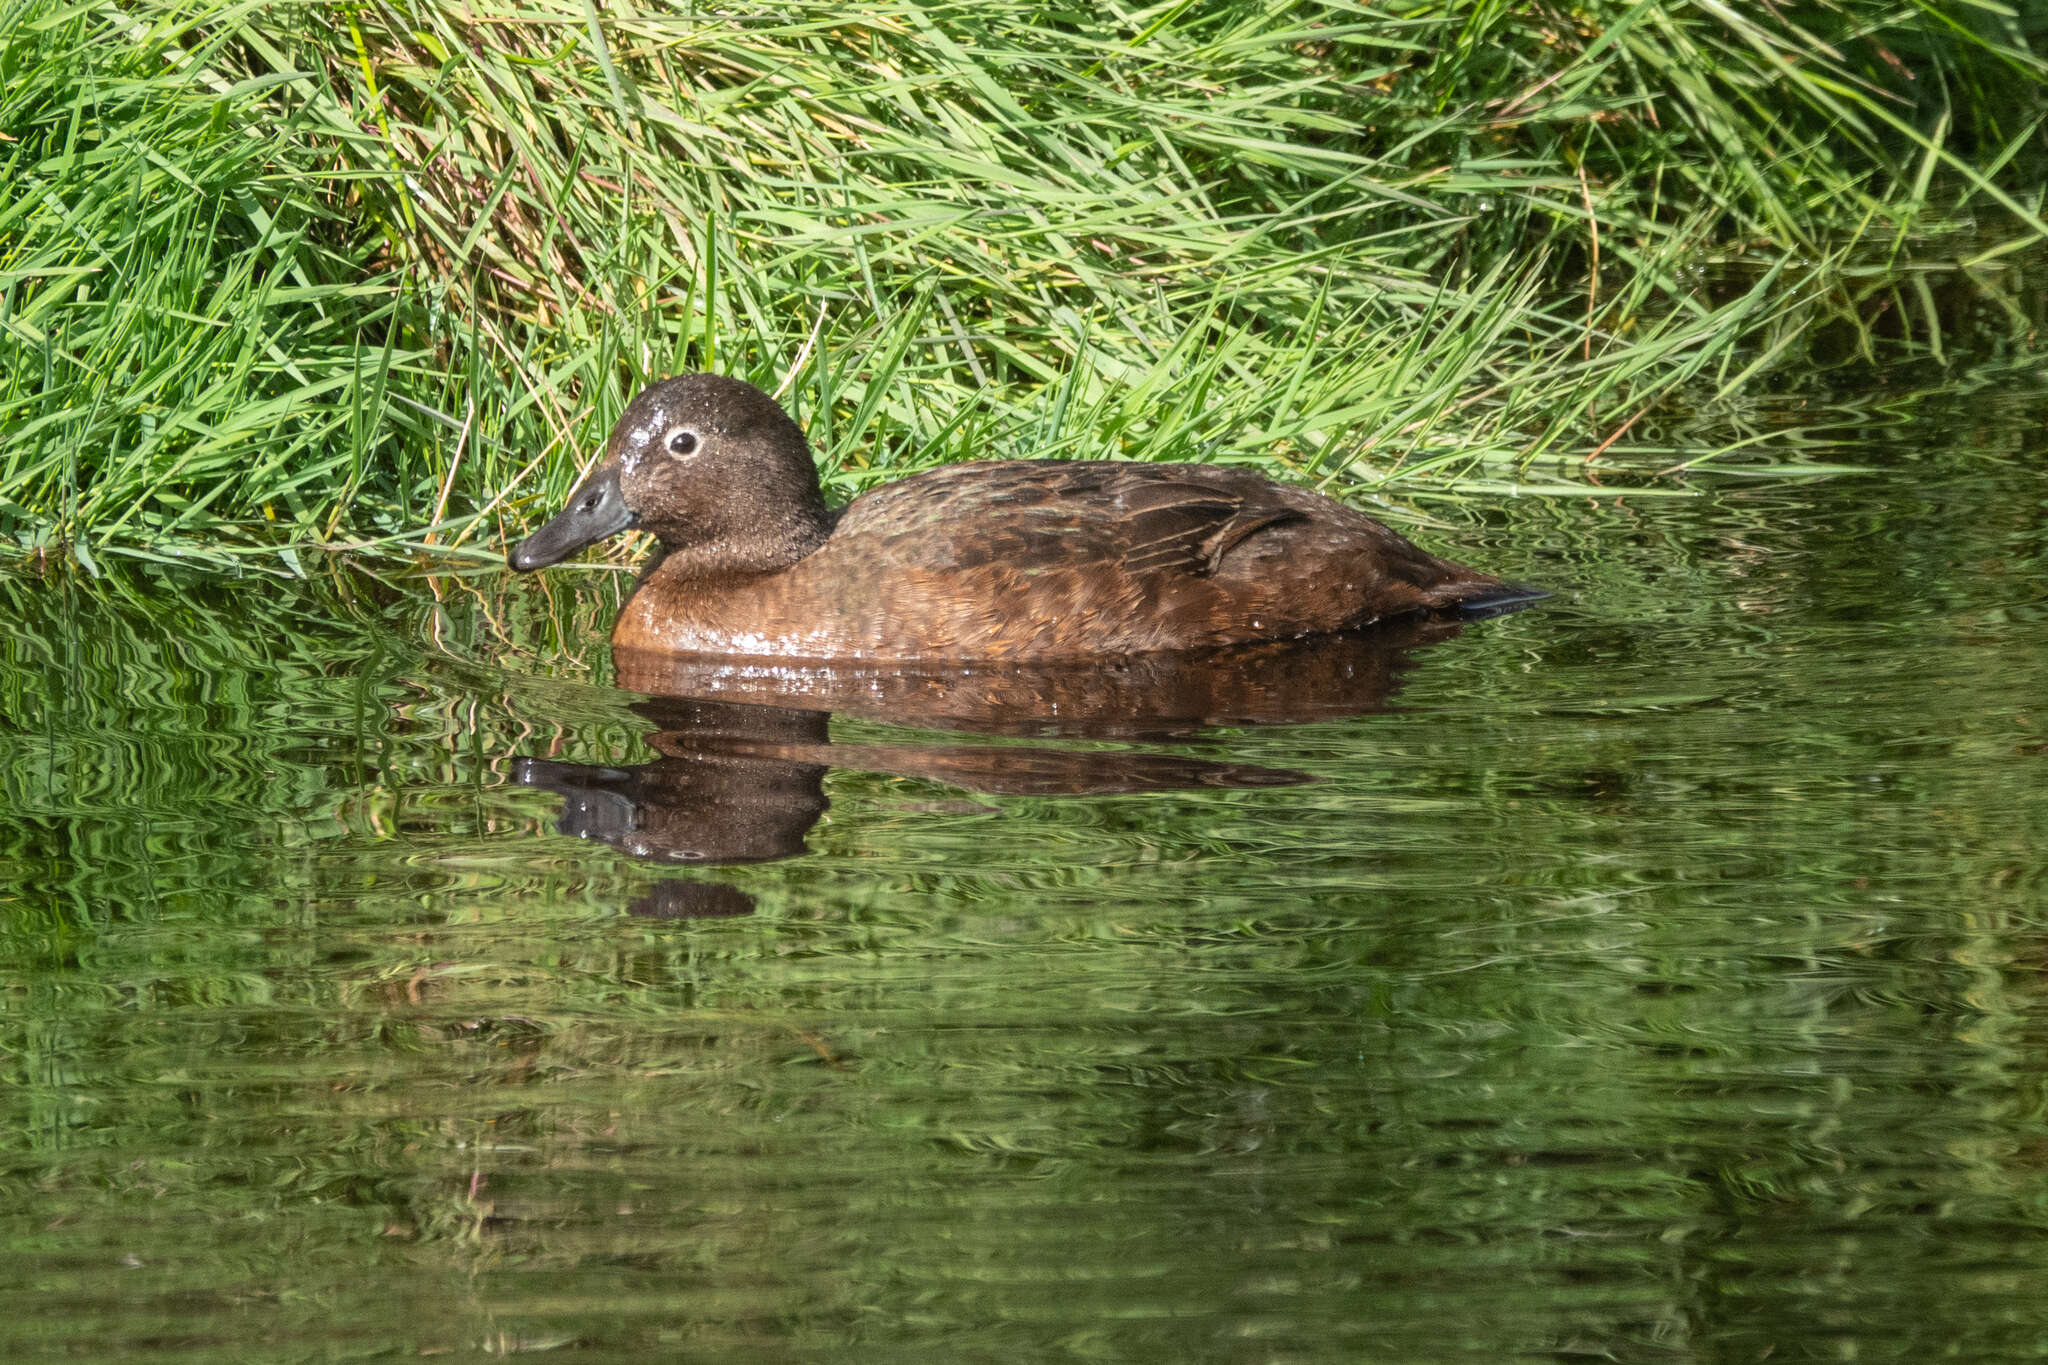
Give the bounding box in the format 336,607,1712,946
4,390,2047,1361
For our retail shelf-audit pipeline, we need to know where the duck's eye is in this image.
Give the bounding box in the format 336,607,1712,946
666,428,700,458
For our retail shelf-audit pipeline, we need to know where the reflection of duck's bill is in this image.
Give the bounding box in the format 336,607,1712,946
1456,583,1550,619
507,463,635,571
511,756,639,844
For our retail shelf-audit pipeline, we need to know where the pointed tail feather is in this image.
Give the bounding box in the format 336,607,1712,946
1454,581,1550,618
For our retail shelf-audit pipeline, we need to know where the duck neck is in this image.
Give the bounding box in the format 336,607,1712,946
649,496,833,584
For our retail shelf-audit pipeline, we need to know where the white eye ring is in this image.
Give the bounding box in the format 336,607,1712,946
665,427,701,458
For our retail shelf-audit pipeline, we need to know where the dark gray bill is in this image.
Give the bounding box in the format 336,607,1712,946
507,464,636,571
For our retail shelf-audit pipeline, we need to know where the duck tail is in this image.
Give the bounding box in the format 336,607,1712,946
1453,581,1550,618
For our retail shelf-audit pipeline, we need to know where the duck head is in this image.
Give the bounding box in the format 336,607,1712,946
507,374,832,577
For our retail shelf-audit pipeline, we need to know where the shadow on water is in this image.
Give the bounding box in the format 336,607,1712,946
514,617,1480,876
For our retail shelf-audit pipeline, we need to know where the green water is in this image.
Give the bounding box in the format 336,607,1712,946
4,390,2047,1362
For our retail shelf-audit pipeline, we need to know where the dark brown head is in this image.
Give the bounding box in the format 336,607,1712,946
507,374,832,578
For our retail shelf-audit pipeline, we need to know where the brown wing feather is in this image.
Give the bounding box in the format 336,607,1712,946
1111,475,1309,577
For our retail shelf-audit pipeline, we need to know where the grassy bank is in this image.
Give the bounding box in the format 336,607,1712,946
2,0,2045,568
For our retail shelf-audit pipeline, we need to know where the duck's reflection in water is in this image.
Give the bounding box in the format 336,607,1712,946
513,616,1470,882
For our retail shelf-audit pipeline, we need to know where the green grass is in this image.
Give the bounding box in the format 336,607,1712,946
1,0,2044,567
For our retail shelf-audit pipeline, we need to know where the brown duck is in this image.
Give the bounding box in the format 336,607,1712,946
507,374,1537,661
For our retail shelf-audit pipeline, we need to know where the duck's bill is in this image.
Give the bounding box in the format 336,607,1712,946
507,464,637,571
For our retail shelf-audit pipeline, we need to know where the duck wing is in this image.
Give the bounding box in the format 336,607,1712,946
838,461,1304,580
1111,473,1306,577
